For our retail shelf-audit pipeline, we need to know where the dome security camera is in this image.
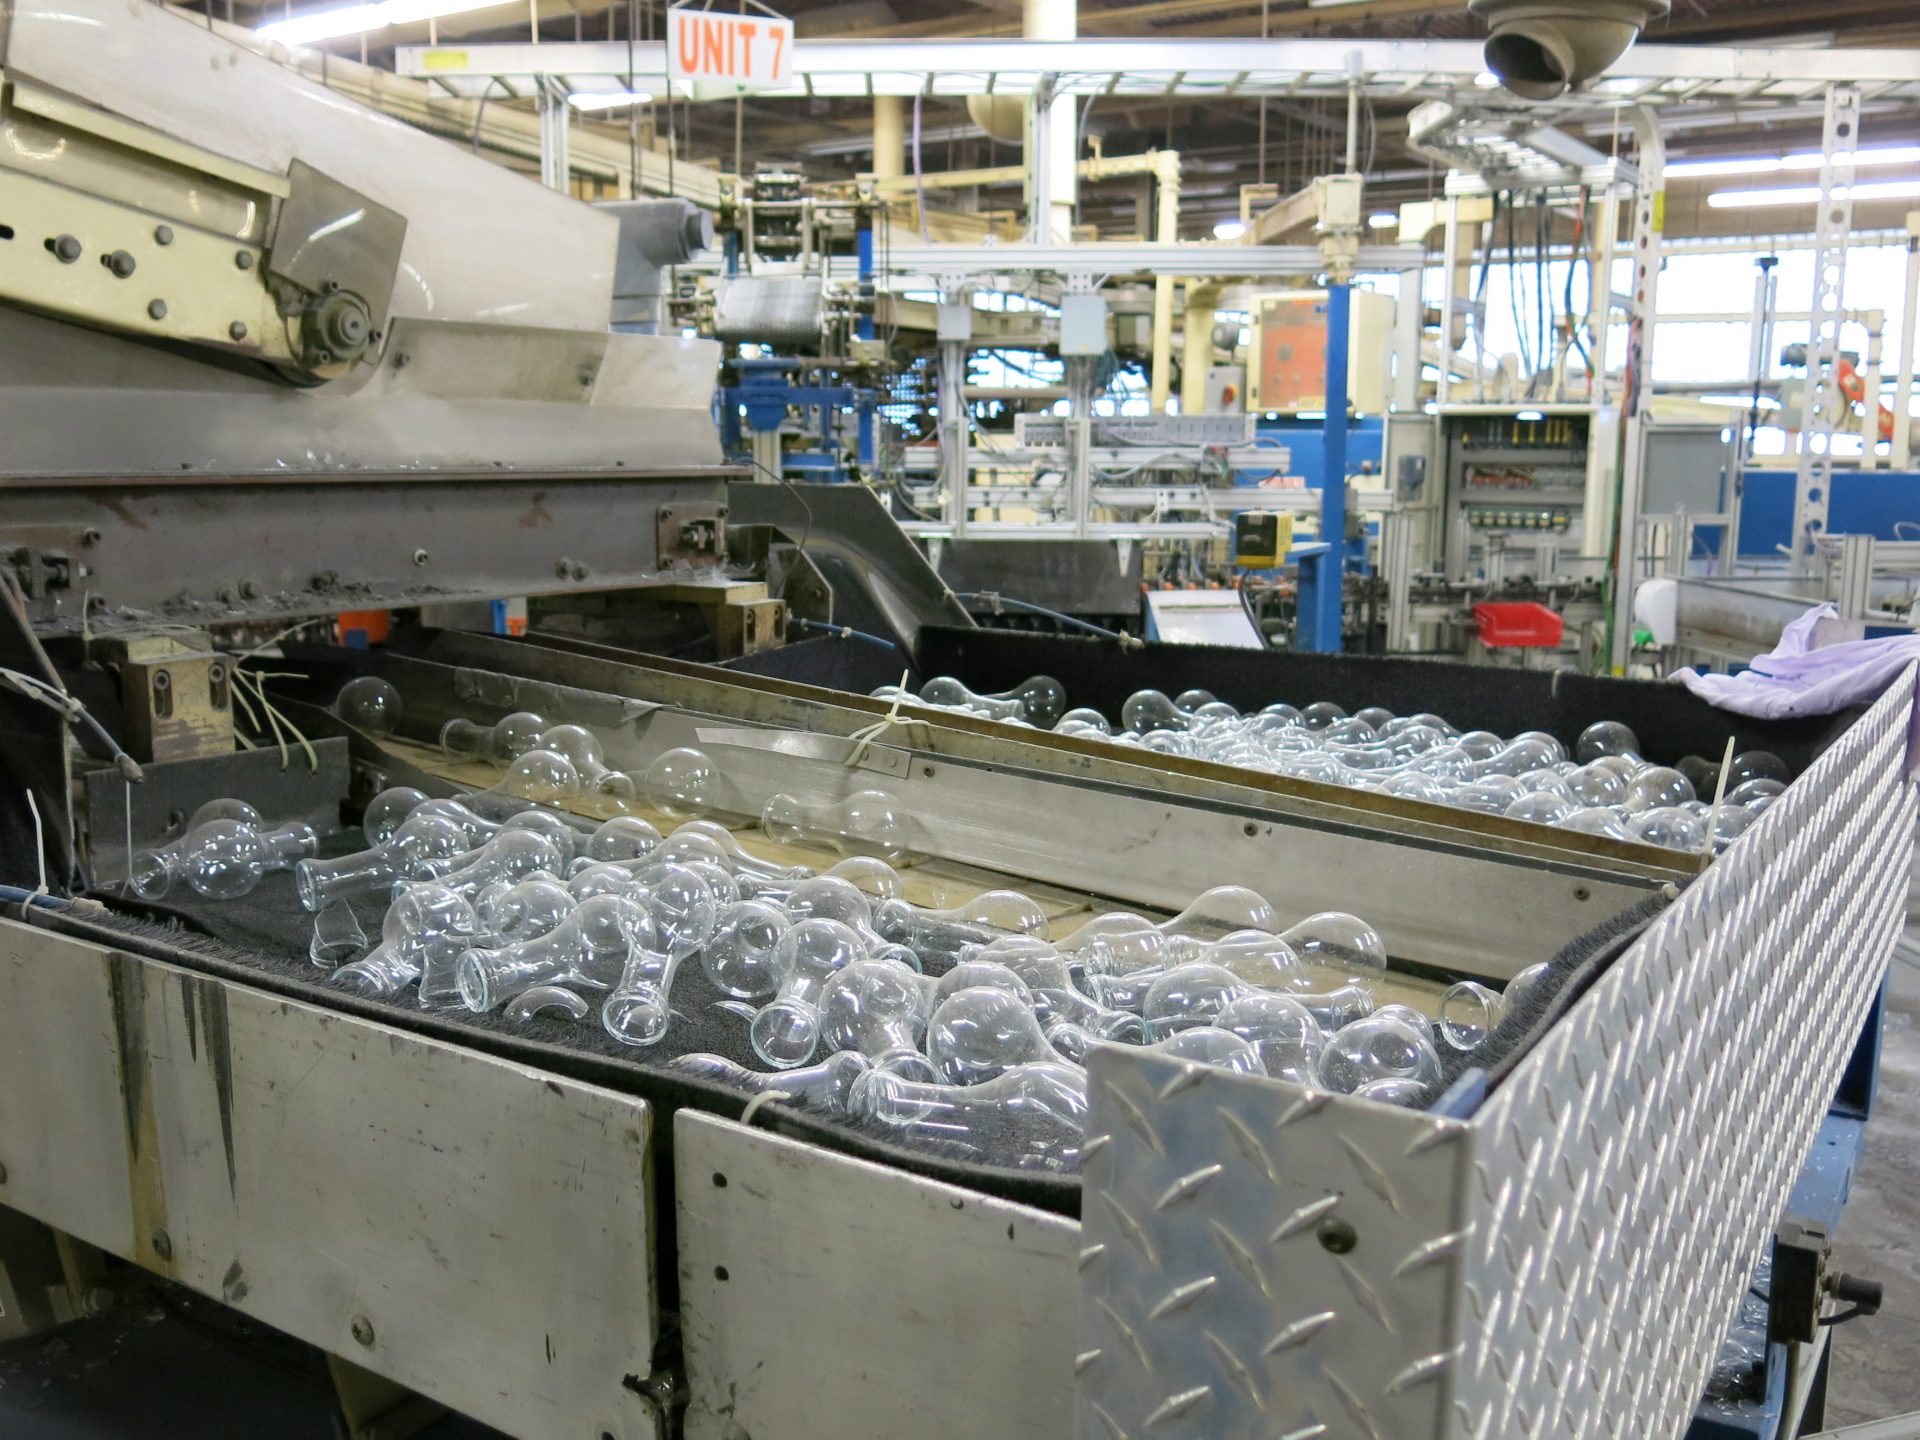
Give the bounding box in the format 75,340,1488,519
1467,0,1672,101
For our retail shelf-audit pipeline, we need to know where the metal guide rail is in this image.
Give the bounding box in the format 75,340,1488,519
0,641,1909,1440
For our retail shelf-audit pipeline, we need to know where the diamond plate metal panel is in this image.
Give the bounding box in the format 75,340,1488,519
1456,665,1920,1440
1076,669,1919,1440
1077,1051,1475,1440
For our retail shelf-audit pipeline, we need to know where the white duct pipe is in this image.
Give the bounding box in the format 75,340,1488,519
1025,0,1077,243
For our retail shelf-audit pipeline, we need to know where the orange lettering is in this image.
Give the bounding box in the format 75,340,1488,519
739,20,757,73
770,25,785,78
674,12,698,72
702,17,726,75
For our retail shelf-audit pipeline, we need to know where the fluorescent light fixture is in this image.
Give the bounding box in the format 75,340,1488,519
1669,144,1920,180
1473,71,1501,89
1708,178,1920,209
257,0,501,45
568,90,653,111
1516,409,1545,421
1213,219,1248,240
1367,211,1398,230
1699,394,1782,410
1296,410,1326,420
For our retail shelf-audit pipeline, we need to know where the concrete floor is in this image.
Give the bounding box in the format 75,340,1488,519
2,951,1918,1436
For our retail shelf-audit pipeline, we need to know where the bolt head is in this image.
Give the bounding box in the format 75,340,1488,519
105,250,136,279
154,225,174,246
412,548,430,567
52,234,82,263
147,299,168,321
1315,1216,1357,1254
349,1314,375,1346
150,1227,172,1260
234,250,254,271
229,321,249,342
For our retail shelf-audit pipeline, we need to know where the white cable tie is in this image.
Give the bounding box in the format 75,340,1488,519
738,1088,796,1125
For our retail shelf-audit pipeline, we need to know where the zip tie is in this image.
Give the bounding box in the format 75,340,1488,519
25,788,48,899
1699,735,1737,869
844,669,927,769
739,1088,796,1125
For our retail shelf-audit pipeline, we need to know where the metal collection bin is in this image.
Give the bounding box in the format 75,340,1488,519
0,629,1908,1440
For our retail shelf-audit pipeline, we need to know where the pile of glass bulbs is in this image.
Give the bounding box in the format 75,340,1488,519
896,677,1789,855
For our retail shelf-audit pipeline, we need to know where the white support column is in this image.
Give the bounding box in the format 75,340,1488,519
873,95,905,183
1608,108,1664,675
1861,311,1885,469
1392,264,1423,413
1024,0,1077,244
1792,82,1862,571
1436,194,1459,407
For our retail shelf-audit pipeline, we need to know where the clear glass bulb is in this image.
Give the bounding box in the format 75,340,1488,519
473,749,582,812
1502,960,1554,1014
1624,766,1695,814
333,676,402,737
748,918,871,1068
1055,707,1113,736
1353,705,1395,730
301,815,474,913
873,890,1050,961
332,885,475,1000
1729,750,1790,786
400,830,565,903
1630,806,1705,851
1506,792,1574,825
1439,980,1504,1052
678,858,743,908
567,861,635,901
1708,806,1756,851
599,922,690,1048
1299,700,1347,730
1565,765,1628,807
1556,806,1632,841
1279,911,1388,988
440,710,548,763
821,855,905,902
783,874,876,927
761,789,911,861
1121,690,1189,734
818,956,936,1080
1216,993,1323,1082
1149,1026,1265,1076
534,725,637,811
362,786,428,845
1728,778,1786,809
456,892,656,1012
471,875,576,946
924,984,1055,1086
645,748,718,821
185,797,263,834
1352,1077,1432,1108
1316,1013,1442,1096
700,898,794,998
850,1061,1090,1172
1158,885,1279,953
586,815,663,864
1575,720,1640,763
628,861,719,958
185,819,318,900
671,1051,873,1118
667,820,815,889
1141,962,1256,1039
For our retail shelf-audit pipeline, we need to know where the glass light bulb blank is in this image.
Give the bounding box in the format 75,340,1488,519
333,676,402,737
362,786,429,845
1575,720,1639,763
1316,1014,1442,1096
1439,980,1503,1052
760,790,911,861
645,748,718,821
925,984,1055,1086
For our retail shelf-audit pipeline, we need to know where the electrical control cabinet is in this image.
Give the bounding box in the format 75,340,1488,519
1439,405,1605,586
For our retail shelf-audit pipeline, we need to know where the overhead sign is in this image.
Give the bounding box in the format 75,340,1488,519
668,5,793,99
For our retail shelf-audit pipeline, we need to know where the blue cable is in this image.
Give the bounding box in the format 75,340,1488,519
789,618,904,655
0,884,70,910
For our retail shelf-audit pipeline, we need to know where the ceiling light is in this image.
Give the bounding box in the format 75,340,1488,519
1516,409,1545,421
568,90,654,111
1707,179,1920,209
1669,144,1920,181
1213,219,1248,240
257,0,504,45
1367,211,1397,230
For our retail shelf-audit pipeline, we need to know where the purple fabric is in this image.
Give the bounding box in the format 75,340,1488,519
1673,603,1920,720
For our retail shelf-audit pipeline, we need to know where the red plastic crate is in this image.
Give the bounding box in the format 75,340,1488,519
1472,601,1564,648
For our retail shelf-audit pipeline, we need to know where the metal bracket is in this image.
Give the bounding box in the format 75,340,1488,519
655,502,728,570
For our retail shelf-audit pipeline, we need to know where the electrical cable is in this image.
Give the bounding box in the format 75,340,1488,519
789,618,904,655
